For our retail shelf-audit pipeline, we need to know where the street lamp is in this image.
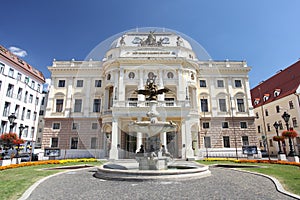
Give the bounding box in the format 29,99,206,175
8,113,17,133
281,112,296,156
17,124,25,159
273,121,283,154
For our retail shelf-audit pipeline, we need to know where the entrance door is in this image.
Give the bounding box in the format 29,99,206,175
125,133,137,158
167,132,177,158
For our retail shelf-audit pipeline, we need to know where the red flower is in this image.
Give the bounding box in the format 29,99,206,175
282,130,298,138
273,136,285,141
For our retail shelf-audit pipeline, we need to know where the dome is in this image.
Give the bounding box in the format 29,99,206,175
85,27,211,61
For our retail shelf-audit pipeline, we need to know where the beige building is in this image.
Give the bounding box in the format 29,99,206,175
42,28,258,159
251,60,300,157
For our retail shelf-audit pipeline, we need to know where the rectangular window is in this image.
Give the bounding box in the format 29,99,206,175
0,80,2,91
51,138,58,148
217,80,224,87
71,137,78,149
6,84,14,97
0,62,4,74
222,122,229,128
21,107,25,120
74,99,82,112
56,99,64,112
203,122,209,129
267,123,271,132
76,80,84,87
237,99,245,112
242,136,249,146
17,88,22,100
33,112,37,121
29,94,33,103
204,136,211,148
201,99,208,112
91,137,97,149
292,117,298,127
165,98,175,106
37,84,41,92
8,68,14,77
240,122,247,128
41,97,45,105
26,110,31,119
3,102,11,117
58,80,65,87
200,80,206,87
289,101,294,109
219,99,227,112
31,80,35,89
72,123,79,130
24,77,29,84
93,99,101,112
14,105,20,118
35,97,39,105
17,73,22,81
39,110,44,115
1,121,8,134
256,112,259,119
92,123,98,130
95,80,102,87
257,125,261,133
223,136,230,148
276,105,280,113
53,123,60,130
24,91,28,103
128,98,138,107
234,80,242,88
265,109,269,116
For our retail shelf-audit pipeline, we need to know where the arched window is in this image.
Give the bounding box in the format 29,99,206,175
167,72,174,79
128,72,135,79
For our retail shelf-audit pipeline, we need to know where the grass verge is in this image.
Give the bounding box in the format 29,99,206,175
0,161,102,200
197,160,300,196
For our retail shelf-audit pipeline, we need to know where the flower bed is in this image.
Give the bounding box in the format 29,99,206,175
273,136,285,141
0,158,98,171
234,159,300,167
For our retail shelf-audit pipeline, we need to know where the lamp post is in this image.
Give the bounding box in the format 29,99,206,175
8,113,16,133
273,121,283,154
281,112,296,156
17,124,25,158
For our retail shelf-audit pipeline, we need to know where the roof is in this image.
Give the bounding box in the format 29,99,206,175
0,45,45,82
251,60,300,108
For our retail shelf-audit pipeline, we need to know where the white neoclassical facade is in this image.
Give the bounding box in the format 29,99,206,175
42,28,258,159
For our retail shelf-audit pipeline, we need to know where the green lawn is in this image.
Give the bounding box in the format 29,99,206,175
197,160,300,196
0,161,101,200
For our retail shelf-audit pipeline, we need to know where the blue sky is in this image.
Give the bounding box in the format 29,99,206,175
1,0,300,88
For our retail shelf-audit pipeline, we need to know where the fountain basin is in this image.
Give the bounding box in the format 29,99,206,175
94,160,211,181
129,121,176,137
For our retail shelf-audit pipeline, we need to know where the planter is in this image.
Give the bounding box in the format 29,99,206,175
0,158,21,166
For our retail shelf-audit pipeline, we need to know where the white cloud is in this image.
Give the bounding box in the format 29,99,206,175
8,46,28,57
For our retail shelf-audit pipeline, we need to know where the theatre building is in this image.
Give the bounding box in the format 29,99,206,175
41,28,258,159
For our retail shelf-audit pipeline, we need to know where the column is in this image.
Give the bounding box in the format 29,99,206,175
136,117,143,152
181,121,186,158
185,120,195,158
160,132,167,150
109,117,119,160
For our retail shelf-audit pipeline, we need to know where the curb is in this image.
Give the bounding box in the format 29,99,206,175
231,168,300,200
18,166,96,200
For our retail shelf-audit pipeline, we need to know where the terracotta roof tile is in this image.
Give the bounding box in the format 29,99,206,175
251,60,300,108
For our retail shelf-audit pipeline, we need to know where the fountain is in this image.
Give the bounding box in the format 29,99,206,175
131,75,176,170
94,73,211,180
